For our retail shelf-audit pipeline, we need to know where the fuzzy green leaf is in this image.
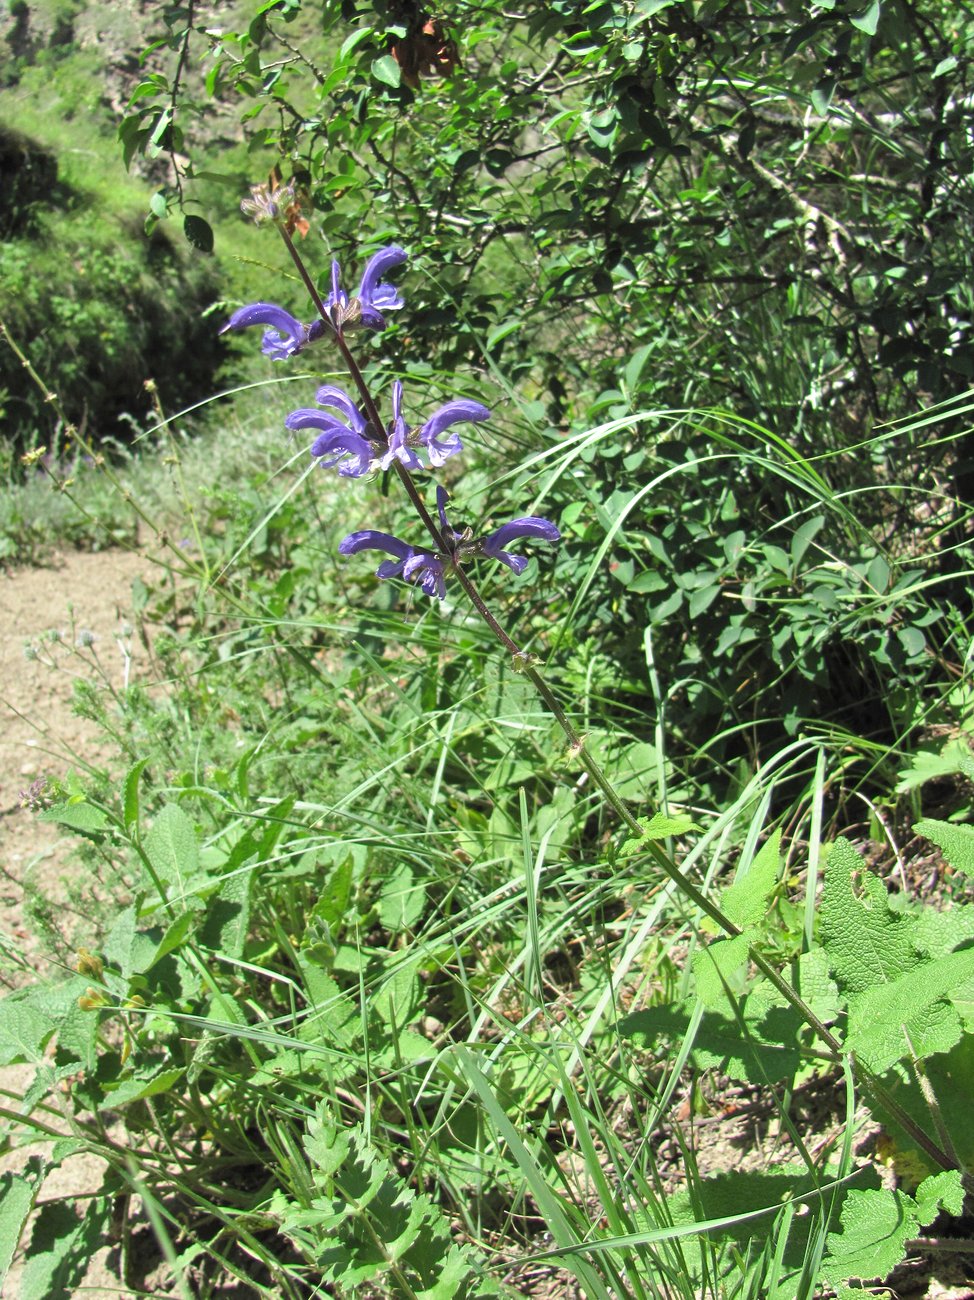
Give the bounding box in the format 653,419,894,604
719,830,782,928
143,803,204,901
896,740,974,792
915,1169,964,1221
820,1187,917,1286
99,1066,184,1109
103,906,156,979
372,956,422,1027
914,818,974,875
912,902,974,960
38,799,109,839
0,995,56,1065
304,1106,351,1179
123,759,149,831
377,864,425,934
21,1197,111,1300
821,838,916,996
796,946,843,1025
693,934,749,1008
619,997,801,1082
620,811,698,855
0,1164,41,1287
199,870,251,960
149,908,199,968
846,948,974,1071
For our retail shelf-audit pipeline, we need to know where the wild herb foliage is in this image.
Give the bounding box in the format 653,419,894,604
114,0,974,781
4,1,974,1297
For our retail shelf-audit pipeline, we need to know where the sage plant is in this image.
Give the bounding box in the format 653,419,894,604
220,184,898,1103
223,184,563,636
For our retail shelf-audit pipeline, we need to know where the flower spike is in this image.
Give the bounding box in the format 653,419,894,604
482,517,562,574
285,382,375,477
220,302,325,361
328,246,407,331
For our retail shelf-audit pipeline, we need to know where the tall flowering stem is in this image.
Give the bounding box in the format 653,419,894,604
219,214,974,1174
279,224,448,552
253,215,848,1066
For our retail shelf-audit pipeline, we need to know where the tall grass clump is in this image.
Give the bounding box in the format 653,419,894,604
3,1,974,1294
2,171,974,1298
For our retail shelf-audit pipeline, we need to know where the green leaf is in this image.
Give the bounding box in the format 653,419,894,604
796,946,843,1025
183,214,214,252
820,1187,917,1286
693,934,749,1008
0,1165,41,1288
142,804,202,901
915,1169,964,1222
377,864,425,934
688,583,721,617
123,759,149,831
372,957,422,1027
846,948,974,1072
896,740,973,793
850,0,881,34
719,830,781,929
304,1104,352,1179
100,1066,184,1108
308,852,355,933
933,55,959,78
38,800,109,838
21,1197,110,1300
790,514,824,567
914,818,974,875
340,25,375,60
619,997,801,1082
103,906,154,979
150,908,199,968
371,54,401,88
0,995,56,1065
199,869,252,960
820,838,915,997
620,811,699,855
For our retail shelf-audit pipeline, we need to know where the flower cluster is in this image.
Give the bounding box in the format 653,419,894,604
340,487,560,600
223,240,559,600
221,246,408,359
285,379,490,477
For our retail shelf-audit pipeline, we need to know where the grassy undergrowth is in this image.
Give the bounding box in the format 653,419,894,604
4,4,974,1288
4,347,974,1295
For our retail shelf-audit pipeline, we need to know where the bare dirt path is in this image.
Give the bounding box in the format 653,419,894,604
1,548,151,950
0,547,156,1300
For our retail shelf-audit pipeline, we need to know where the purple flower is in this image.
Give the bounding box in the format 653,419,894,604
379,381,424,472
339,530,446,599
437,487,560,573
220,302,326,361
419,398,491,467
402,552,447,599
482,517,562,574
285,384,376,477
338,492,560,601
328,246,407,331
